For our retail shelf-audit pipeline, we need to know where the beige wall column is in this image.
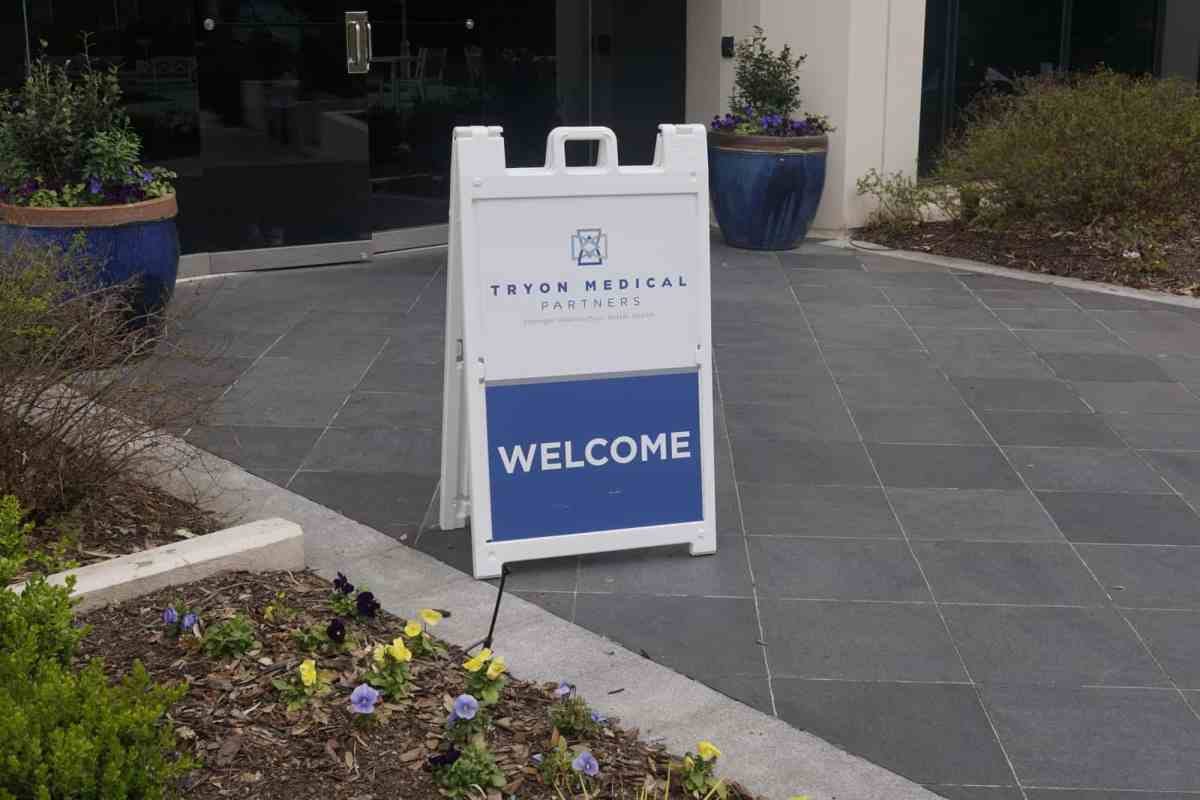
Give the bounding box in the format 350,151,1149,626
688,0,928,235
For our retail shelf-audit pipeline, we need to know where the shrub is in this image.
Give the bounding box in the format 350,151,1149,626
856,169,959,231
0,495,32,580
935,69,1200,231
0,34,175,208
0,239,208,521
0,660,190,800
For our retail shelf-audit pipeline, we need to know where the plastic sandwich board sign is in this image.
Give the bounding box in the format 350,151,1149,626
438,124,716,579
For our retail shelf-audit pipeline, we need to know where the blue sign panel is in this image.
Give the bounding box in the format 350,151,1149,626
486,372,702,541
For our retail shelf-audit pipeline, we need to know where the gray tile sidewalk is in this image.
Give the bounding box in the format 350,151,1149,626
167,241,1200,799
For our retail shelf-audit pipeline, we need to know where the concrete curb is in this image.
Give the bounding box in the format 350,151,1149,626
823,238,1200,310
143,438,944,800
11,518,304,612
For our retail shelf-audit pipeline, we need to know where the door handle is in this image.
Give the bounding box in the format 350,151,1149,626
345,11,370,74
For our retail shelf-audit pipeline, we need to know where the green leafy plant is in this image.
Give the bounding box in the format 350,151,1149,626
434,742,507,798
677,742,727,800
549,693,600,738
263,591,297,623
0,659,192,799
202,614,259,659
365,638,413,700
536,736,575,789
0,34,177,207
402,608,447,658
462,648,507,705
272,658,332,711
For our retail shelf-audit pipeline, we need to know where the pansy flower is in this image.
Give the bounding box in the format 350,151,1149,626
298,658,318,687
349,683,379,714
572,751,600,777
333,572,355,595
356,591,380,617
452,693,479,721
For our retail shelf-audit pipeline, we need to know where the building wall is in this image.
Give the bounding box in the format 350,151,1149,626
686,0,927,235
1162,0,1200,80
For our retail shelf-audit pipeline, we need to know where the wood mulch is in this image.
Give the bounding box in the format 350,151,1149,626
24,476,222,574
77,570,761,800
858,217,1200,296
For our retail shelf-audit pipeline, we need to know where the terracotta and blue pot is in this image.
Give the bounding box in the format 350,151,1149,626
0,194,180,322
708,132,828,250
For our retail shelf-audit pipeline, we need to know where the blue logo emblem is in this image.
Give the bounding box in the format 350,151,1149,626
570,228,608,267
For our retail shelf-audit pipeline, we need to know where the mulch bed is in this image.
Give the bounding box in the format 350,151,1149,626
24,477,223,574
858,218,1200,296
77,570,759,800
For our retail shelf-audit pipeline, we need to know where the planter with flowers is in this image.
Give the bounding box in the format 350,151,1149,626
709,28,833,250
0,46,179,321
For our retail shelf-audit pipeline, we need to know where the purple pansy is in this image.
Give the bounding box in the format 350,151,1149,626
590,709,607,724
181,612,198,630
333,572,355,595
572,751,600,777
452,693,479,721
162,606,178,626
355,591,380,617
326,618,346,644
87,176,102,194
350,683,380,714
554,681,573,698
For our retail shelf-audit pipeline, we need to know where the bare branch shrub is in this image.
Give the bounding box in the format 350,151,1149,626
0,237,211,521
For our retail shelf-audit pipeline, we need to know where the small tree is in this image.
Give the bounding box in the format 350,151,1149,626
712,27,832,137
731,26,805,117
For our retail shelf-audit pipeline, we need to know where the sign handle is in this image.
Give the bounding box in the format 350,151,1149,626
545,126,619,174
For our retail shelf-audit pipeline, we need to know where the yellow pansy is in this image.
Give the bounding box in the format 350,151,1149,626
683,756,695,771
373,643,388,665
477,648,492,661
697,741,721,762
298,658,317,687
419,608,443,626
403,620,422,638
463,654,486,672
388,637,413,663
486,655,507,680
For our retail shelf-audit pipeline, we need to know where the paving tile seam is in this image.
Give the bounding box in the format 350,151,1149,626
714,360,782,718
179,303,308,441
284,334,396,488
786,272,1034,799
880,269,1196,797
940,271,1200,730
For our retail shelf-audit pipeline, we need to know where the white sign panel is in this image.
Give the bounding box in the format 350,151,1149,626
438,125,716,579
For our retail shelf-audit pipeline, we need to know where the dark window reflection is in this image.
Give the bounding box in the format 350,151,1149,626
6,0,688,252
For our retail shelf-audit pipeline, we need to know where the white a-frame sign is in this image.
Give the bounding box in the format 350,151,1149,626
438,125,716,579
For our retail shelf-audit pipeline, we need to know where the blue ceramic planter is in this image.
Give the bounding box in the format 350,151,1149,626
708,133,828,250
0,194,180,320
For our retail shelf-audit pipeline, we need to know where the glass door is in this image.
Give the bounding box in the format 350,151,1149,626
367,0,686,250
366,0,589,250
193,0,371,268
